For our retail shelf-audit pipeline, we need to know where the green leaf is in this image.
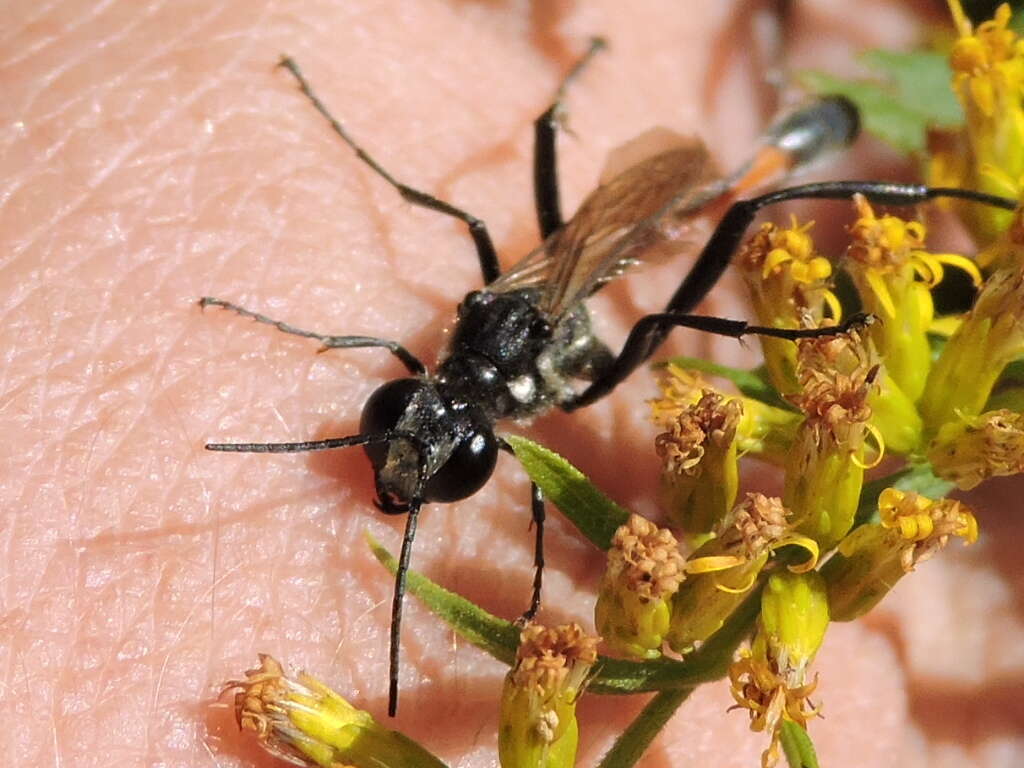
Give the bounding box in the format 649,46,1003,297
370,533,761,693
596,689,692,768
780,720,821,768
367,532,520,665
855,463,954,527
860,50,963,127
504,435,630,550
657,356,792,409
800,49,962,154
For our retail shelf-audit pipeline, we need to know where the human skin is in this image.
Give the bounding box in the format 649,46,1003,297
3,0,1022,766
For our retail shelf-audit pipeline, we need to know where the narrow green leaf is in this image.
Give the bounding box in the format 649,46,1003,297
505,435,629,550
780,720,820,768
371,533,761,693
367,532,519,665
658,356,792,409
596,689,692,768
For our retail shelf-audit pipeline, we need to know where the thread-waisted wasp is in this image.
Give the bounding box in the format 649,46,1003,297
201,40,1017,715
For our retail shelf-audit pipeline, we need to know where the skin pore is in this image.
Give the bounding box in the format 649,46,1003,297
3,0,1022,765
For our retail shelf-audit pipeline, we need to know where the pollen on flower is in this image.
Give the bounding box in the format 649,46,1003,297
500,623,598,766
847,195,981,302
513,623,599,696
716,493,789,562
878,488,979,571
789,326,876,445
655,390,741,475
740,218,830,285
607,514,686,602
929,409,1024,488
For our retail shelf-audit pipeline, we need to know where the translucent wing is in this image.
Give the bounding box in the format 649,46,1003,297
491,133,722,320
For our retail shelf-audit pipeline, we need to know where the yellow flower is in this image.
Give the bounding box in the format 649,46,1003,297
930,1,1024,244
783,328,882,550
595,514,685,659
737,218,841,394
929,408,1024,488
846,195,980,404
222,654,446,768
667,494,818,655
823,489,979,620
499,624,598,768
728,571,829,768
920,263,1024,432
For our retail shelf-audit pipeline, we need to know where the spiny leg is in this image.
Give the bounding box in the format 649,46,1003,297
277,56,501,284
199,297,425,374
564,181,1018,411
519,481,546,624
533,37,607,239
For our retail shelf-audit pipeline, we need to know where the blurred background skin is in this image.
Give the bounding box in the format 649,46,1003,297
2,0,1021,766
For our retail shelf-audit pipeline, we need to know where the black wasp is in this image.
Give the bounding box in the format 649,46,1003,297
202,41,1017,715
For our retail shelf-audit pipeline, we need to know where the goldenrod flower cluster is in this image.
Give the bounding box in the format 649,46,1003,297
647,137,1022,761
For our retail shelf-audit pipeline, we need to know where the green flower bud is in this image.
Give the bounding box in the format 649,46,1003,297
759,571,829,686
595,514,685,659
655,390,740,543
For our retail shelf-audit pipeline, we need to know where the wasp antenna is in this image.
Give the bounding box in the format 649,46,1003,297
205,433,389,453
388,497,422,717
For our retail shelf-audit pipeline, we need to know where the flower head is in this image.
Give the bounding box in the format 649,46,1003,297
667,494,817,655
921,263,1024,431
823,489,979,621
784,328,880,549
655,390,741,540
728,571,829,768
499,624,599,768
846,195,980,403
222,654,445,768
738,218,840,394
596,514,685,659
929,409,1024,488
930,1,1024,244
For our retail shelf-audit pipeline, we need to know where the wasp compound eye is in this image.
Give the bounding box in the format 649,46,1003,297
423,422,498,503
359,378,427,466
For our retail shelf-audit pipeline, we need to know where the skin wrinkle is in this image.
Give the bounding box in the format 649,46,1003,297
3,1,1021,766
10,2,262,262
